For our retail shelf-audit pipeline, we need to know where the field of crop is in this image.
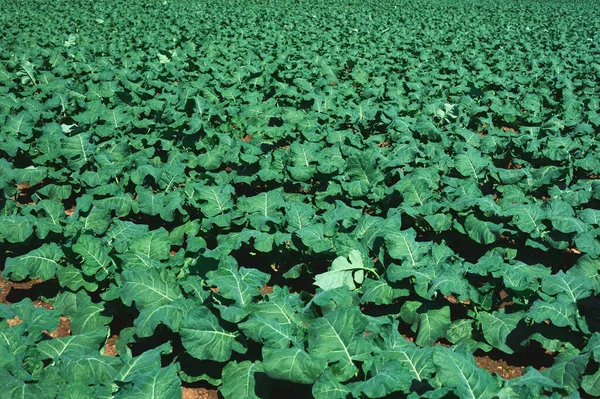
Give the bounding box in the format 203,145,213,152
1,0,600,397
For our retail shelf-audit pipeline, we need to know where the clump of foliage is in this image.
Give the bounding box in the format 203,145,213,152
1,0,600,397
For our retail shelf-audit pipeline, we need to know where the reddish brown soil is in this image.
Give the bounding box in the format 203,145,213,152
259,284,273,295
47,316,71,338
181,387,220,399
474,354,524,379
0,274,44,304
104,335,119,356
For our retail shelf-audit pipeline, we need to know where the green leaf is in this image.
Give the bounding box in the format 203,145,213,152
63,132,96,168
312,368,351,399
384,228,425,266
238,188,285,227
121,268,182,310
79,205,111,235
221,361,270,399
72,234,114,279
360,361,414,397
135,299,190,337
547,200,588,234
503,368,562,397
541,271,593,303
115,342,171,382
34,199,65,238
263,347,326,384
0,215,34,243
37,327,108,359
115,364,181,399
344,154,384,197
505,204,546,238
59,354,122,384
425,213,452,232
373,344,435,387
415,306,451,347
308,307,371,381
464,214,501,245
51,291,111,335
478,310,523,354
180,307,245,362
95,194,134,217
0,298,60,341
578,208,600,226
197,184,235,217
527,299,578,330
3,243,63,281
207,258,270,307
314,250,376,291
239,315,300,349
285,202,315,232
360,277,402,305
136,185,165,216
433,346,500,399
568,255,600,294
583,369,600,397
454,147,489,180
130,228,171,260
542,349,588,394
296,224,333,253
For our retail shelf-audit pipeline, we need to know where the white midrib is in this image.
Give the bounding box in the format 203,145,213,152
400,234,416,266
130,281,174,302
246,363,256,397
523,208,540,233
301,145,309,166
450,356,477,399
78,135,88,162
272,303,292,324
400,351,422,381
81,246,109,272
323,319,352,363
212,189,224,212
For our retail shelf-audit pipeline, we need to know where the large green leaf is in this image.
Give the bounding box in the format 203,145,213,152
114,364,181,399
384,228,425,266
527,299,578,330
180,307,245,362
3,242,64,281
464,214,501,245
416,306,451,347
314,250,375,291
0,215,35,243
221,361,270,399
120,268,182,310
454,147,490,180
263,347,326,384
207,258,270,307
37,327,108,359
308,307,372,381
541,271,593,303
433,346,500,399
72,234,114,279
505,204,546,237
344,153,384,197
478,310,524,354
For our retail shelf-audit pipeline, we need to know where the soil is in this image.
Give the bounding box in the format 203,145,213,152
104,335,119,356
1,274,43,303
47,316,71,338
181,387,220,399
474,354,524,379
